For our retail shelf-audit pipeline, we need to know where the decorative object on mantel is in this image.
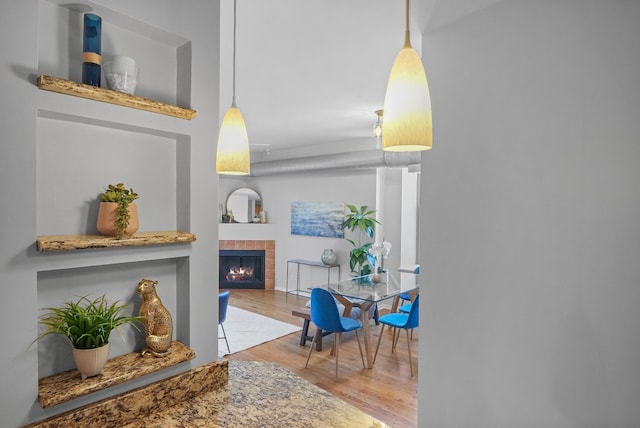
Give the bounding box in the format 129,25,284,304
321,249,337,265
137,279,173,357
340,205,380,276
32,294,143,380
216,0,250,175
222,210,234,223
97,183,139,239
82,13,102,87
382,0,432,152
226,187,261,223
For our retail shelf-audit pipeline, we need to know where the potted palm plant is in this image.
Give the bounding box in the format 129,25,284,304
33,294,143,380
340,204,380,276
96,183,139,239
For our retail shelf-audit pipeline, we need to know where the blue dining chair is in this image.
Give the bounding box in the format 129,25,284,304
373,294,420,376
305,288,366,380
218,290,231,354
399,302,412,313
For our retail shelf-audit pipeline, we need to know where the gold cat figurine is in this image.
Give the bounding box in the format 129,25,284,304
137,278,173,357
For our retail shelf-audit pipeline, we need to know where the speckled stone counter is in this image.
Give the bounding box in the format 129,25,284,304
122,361,387,428
25,360,387,428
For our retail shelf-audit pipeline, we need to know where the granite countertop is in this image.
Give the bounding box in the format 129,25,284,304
26,360,386,428
123,361,386,428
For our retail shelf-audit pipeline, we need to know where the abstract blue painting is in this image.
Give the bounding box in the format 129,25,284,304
291,201,345,238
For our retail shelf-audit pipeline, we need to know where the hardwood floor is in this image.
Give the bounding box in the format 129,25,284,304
225,289,418,428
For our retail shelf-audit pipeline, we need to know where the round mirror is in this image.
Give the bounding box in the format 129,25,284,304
226,188,262,223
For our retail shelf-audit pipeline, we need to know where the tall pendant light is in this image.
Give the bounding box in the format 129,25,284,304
382,0,432,152
216,0,250,175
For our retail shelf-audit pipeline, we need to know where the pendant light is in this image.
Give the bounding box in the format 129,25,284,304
373,109,383,139
382,0,432,152
216,0,250,175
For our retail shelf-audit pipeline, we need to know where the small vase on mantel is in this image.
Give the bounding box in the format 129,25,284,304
321,249,337,265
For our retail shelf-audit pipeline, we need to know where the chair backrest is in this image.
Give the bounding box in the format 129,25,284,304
310,288,347,333
219,290,230,324
404,294,420,329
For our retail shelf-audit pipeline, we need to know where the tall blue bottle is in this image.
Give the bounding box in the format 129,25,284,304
82,13,101,86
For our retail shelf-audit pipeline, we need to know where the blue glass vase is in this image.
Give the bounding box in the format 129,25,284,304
82,13,102,86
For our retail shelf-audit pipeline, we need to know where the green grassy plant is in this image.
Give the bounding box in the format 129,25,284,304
34,294,143,349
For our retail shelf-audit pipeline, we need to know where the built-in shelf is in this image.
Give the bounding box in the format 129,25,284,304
38,341,195,408
36,231,197,252
37,75,197,120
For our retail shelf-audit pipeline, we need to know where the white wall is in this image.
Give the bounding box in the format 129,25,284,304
420,1,640,426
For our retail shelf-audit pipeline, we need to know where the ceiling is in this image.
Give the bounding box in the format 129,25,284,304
218,0,502,161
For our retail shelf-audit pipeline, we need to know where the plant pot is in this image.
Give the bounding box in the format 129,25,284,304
96,202,139,236
72,343,109,380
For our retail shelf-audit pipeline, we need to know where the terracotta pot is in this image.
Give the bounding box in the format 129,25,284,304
72,343,110,380
96,202,139,236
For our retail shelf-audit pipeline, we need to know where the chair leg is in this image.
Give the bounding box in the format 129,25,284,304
305,329,320,369
334,332,341,380
220,323,230,353
406,329,414,377
373,324,386,365
392,327,400,352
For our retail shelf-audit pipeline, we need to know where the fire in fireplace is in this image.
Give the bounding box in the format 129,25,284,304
219,250,265,289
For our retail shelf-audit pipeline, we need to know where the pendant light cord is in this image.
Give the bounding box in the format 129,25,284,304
404,0,411,48
232,0,238,107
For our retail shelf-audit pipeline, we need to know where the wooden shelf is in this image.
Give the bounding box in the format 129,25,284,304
38,341,195,408
37,75,197,120
36,231,196,252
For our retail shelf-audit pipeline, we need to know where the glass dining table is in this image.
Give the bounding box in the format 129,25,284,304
311,269,420,368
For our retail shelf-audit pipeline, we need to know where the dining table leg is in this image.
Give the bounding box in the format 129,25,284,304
358,301,375,368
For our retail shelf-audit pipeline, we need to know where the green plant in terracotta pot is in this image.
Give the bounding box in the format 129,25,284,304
33,294,143,380
340,204,379,276
97,183,139,239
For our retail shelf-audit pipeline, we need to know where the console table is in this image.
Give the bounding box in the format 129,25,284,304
286,258,340,295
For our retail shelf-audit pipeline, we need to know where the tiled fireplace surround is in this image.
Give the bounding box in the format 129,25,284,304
219,240,275,290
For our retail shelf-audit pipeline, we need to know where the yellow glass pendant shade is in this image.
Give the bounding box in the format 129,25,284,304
382,45,432,152
216,106,250,175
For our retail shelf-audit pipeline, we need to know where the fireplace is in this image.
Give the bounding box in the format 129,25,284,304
219,249,265,289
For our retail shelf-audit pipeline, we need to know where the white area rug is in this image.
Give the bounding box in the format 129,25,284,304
218,305,301,358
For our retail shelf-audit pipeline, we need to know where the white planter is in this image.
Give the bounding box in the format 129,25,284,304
72,343,110,380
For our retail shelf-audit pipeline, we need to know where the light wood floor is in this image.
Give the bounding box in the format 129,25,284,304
224,289,418,428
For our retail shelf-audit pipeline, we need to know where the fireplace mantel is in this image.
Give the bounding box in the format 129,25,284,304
219,223,276,241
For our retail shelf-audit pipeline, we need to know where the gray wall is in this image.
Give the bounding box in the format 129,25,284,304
420,1,640,426
0,1,219,426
